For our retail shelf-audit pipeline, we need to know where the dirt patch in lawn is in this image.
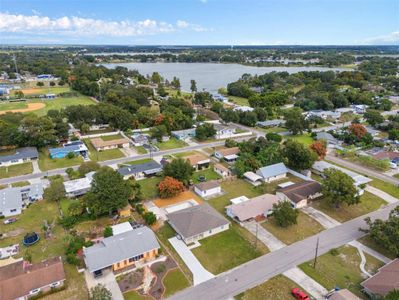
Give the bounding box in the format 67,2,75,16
148,258,177,299
0,102,45,115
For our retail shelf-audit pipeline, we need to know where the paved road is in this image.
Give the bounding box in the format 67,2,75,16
326,155,399,186
168,202,398,300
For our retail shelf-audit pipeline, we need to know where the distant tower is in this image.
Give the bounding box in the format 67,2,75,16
12,54,19,74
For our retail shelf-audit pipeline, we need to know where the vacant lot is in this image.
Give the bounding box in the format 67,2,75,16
156,138,188,150
228,96,250,106
310,191,386,222
38,149,83,171
262,211,324,245
100,133,125,141
299,245,384,297
0,162,33,178
285,133,314,146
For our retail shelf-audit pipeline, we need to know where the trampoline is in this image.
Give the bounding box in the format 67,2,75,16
23,232,40,246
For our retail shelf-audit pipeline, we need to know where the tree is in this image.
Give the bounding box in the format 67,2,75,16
14,90,24,98
66,152,76,159
78,161,100,177
36,81,44,87
190,79,197,93
364,109,384,127
266,132,282,143
348,123,367,139
193,91,213,107
171,77,181,90
163,158,194,185
144,212,157,225
80,123,90,134
103,226,113,238
195,123,216,141
85,167,132,217
151,72,162,84
44,180,65,202
67,201,84,217
158,176,185,198
322,168,360,209
309,140,327,160
363,206,399,257
49,81,56,86
282,140,316,171
389,128,399,140
272,201,299,227
89,284,112,300
284,108,308,135
150,125,168,142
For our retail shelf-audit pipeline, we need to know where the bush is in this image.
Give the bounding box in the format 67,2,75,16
103,226,113,238
66,152,76,159
143,212,157,225
266,132,282,143
329,248,339,256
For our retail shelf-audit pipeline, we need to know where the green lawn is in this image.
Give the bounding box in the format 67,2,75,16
11,181,31,187
163,269,191,298
100,133,125,141
228,96,250,106
13,86,71,96
299,245,384,297
0,101,28,110
262,211,324,245
123,291,152,300
256,126,287,134
310,191,387,223
60,198,72,215
124,158,154,166
358,235,397,260
138,177,162,200
134,146,147,154
191,168,221,184
156,138,188,150
83,139,125,162
235,275,306,300
192,227,267,274
285,133,314,146
368,177,399,199
32,96,97,116
38,149,83,171
394,174,399,179
173,151,196,158
0,162,33,178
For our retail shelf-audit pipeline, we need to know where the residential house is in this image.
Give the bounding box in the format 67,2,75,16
90,137,130,151
49,141,88,159
328,289,361,300
233,105,254,112
243,171,263,186
316,132,338,146
83,226,160,275
306,110,341,120
117,160,162,180
171,128,196,140
214,123,237,139
0,147,38,167
131,134,149,146
276,181,322,208
214,147,240,162
88,124,110,131
194,180,221,198
0,184,44,217
226,194,280,223
167,203,229,244
361,259,399,297
256,162,288,183
373,151,399,165
312,161,371,195
186,154,210,170
256,119,286,128
351,104,369,114
63,172,95,198
214,163,233,178
0,256,66,300
211,93,228,103
45,93,56,99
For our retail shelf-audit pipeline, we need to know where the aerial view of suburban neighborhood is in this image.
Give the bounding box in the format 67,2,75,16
0,1,399,300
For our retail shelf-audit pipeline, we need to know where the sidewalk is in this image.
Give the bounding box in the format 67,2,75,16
365,185,399,204
242,221,285,251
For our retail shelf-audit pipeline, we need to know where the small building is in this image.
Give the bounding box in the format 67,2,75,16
131,134,149,146
233,105,254,112
316,132,338,145
45,93,56,99
88,124,110,131
351,104,369,114
117,160,162,180
90,137,130,151
214,124,237,139
243,171,263,186
256,162,288,183
186,154,210,171
214,147,240,162
328,289,361,300
226,194,280,223
256,119,286,128
0,256,66,300
361,259,399,297
171,128,196,140
167,203,230,244
0,184,44,217
194,180,221,198
276,181,322,208
83,226,160,275
111,222,134,235
63,172,94,198
49,142,88,159
0,147,38,167
306,110,341,120
214,163,232,178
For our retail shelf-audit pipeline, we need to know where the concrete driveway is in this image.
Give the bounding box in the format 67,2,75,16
283,267,328,299
242,221,285,251
84,269,124,300
168,237,214,285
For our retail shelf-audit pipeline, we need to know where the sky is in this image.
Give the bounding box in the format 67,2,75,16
1,0,398,45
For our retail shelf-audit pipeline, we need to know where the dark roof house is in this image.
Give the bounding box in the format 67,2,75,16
362,259,399,297
277,181,322,204
117,161,162,177
0,147,38,164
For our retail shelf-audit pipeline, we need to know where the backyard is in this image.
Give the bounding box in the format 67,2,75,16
38,148,83,171
299,245,384,297
191,167,221,184
0,162,33,178
138,177,162,200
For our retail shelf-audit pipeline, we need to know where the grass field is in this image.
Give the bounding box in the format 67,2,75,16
124,158,154,166
262,211,324,245
134,146,147,154
163,269,191,298
236,275,306,300
123,291,152,300
285,133,314,146
156,138,188,150
83,138,125,162
191,168,221,184
100,133,125,141
191,227,267,274
11,181,31,187
0,162,33,178
368,177,399,199
38,149,83,171
299,245,384,297
12,86,71,96
310,191,387,222
138,177,162,200
228,96,250,106
0,101,28,110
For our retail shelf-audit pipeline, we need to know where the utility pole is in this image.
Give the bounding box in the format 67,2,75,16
313,237,320,268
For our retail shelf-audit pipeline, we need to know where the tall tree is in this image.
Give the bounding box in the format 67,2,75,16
158,176,185,198
272,201,299,227
284,108,308,135
364,109,384,127
44,180,65,202
190,79,197,93
163,158,194,185
282,140,316,171
195,123,216,141
309,140,327,160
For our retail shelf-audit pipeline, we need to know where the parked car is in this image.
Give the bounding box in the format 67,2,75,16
3,218,17,225
291,288,310,300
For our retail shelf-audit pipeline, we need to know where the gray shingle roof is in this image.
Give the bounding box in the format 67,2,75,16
257,163,287,179
194,180,220,191
167,203,229,239
83,226,160,273
117,161,162,176
0,147,38,164
316,132,337,144
0,188,22,212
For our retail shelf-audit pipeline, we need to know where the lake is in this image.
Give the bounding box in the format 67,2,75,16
103,62,351,93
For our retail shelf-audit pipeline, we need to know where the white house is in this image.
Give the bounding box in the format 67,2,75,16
0,184,44,217
63,172,95,198
194,180,221,198
214,124,237,139
256,162,288,183
214,147,240,162
214,163,233,178
351,104,369,114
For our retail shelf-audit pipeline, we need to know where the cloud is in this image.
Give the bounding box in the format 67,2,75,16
360,30,399,45
0,13,209,37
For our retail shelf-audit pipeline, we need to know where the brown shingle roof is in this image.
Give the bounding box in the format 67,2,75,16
362,259,399,296
328,289,361,300
214,163,229,172
0,257,66,300
194,180,220,191
91,137,130,148
215,147,240,157
373,151,399,160
278,181,322,204
185,154,210,166
227,194,279,222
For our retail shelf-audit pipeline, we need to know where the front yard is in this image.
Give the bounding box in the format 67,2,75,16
38,149,83,171
0,162,33,178
83,138,125,162
310,191,387,222
299,245,384,297
262,211,324,245
156,138,188,150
